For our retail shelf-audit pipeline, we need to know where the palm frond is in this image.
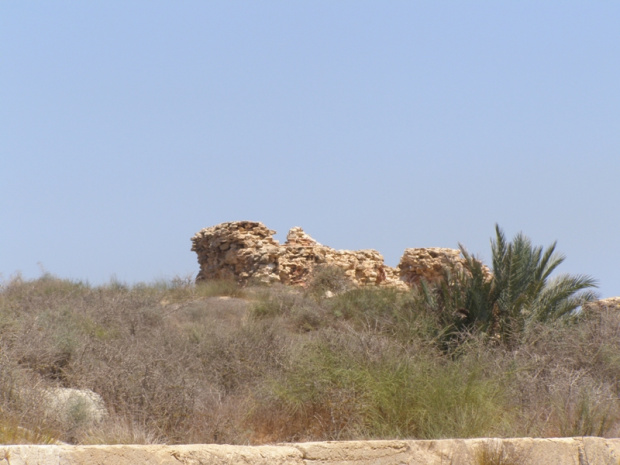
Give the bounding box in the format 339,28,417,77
531,274,599,322
457,225,599,346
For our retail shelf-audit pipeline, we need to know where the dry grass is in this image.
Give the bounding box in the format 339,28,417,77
473,440,523,465
1,273,620,444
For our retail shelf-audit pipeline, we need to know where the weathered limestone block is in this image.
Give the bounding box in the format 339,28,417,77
398,247,466,286
0,444,305,465
2,438,620,465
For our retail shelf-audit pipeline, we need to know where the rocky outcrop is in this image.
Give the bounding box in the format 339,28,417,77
191,221,476,290
2,437,620,464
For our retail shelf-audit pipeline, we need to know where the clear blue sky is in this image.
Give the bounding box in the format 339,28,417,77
2,2,619,298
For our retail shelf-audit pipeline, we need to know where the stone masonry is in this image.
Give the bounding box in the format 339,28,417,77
191,221,476,290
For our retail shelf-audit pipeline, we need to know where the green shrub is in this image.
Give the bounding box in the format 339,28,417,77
250,287,302,319
251,331,515,441
329,287,441,345
249,286,328,333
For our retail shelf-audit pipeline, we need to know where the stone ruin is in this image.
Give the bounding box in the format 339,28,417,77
583,297,620,312
190,221,475,290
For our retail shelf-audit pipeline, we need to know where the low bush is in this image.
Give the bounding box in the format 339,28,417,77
305,265,353,300
248,331,516,442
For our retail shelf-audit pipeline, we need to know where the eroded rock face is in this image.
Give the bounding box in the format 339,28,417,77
191,221,470,290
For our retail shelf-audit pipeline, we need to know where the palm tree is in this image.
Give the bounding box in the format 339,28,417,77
455,225,598,345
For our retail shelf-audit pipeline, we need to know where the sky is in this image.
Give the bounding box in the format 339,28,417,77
2,2,619,298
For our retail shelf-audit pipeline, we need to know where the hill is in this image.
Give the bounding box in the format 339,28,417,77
0,272,618,445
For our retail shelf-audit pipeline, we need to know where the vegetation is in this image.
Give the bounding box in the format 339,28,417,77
421,225,598,348
0,226,614,445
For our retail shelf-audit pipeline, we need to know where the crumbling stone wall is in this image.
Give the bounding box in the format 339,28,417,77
191,221,472,289
279,226,402,287
398,248,468,287
583,297,620,312
190,221,281,284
